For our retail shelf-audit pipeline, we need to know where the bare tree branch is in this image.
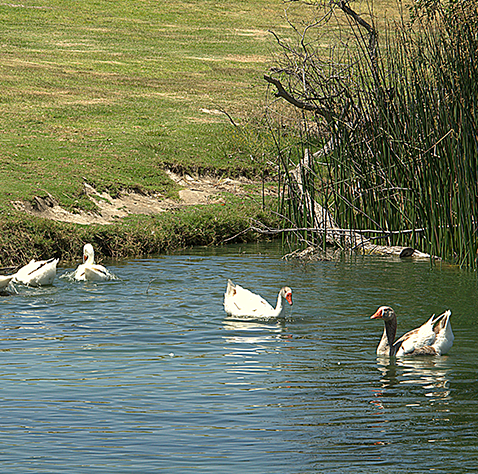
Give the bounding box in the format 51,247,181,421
336,0,379,86
264,74,335,123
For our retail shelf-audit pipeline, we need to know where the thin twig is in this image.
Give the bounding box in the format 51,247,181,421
216,107,238,127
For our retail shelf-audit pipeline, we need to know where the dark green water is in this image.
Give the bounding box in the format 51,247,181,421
0,242,476,473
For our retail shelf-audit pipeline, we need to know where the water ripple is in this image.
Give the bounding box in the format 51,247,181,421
0,244,476,472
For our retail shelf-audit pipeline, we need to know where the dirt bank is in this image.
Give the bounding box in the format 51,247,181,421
11,171,270,226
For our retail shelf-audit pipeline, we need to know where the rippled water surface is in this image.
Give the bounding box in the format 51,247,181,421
1,243,477,473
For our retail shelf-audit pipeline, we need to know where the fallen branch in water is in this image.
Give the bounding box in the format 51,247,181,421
222,224,430,257
224,225,426,239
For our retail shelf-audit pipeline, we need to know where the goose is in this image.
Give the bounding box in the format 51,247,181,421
13,258,59,287
371,306,454,357
224,279,293,318
74,243,112,281
0,274,15,290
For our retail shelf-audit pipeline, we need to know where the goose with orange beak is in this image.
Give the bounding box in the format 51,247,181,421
224,280,293,318
371,306,454,357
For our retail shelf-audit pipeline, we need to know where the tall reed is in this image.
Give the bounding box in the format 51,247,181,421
268,0,478,266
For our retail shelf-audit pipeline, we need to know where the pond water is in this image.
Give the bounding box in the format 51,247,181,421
0,242,477,473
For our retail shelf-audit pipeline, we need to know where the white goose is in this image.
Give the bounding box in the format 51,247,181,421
224,279,293,318
371,306,454,357
14,258,59,287
0,274,15,290
74,243,112,281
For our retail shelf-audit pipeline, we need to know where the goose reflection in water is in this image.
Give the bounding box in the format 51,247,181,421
222,318,286,345
222,318,288,382
376,356,452,399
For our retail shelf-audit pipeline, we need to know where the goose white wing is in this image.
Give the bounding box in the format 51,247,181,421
14,258,58,287
0,274,14,290
14,259,38,282
431,310,454,355
84,265,111,281
224,280,274,317
394,314,437,356
394,311,454,356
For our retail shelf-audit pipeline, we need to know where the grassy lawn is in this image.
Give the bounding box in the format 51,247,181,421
0,0,404,212
0,0,298,212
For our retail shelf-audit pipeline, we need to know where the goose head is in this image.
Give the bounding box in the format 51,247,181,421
83,243,95,265
280,287,293,306
370,306,396,322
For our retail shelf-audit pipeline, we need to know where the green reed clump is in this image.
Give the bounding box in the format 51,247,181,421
341,0,477,265
270,0,478,266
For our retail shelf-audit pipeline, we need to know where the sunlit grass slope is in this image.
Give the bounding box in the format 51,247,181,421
0,0,296,212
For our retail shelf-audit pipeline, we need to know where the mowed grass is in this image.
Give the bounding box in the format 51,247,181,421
0,0,300,212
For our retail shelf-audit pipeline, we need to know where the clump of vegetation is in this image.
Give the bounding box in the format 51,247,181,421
0,195,279,268
266,0,478,266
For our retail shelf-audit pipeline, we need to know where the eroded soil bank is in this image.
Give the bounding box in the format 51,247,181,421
1,174,278,268
11,172,270,225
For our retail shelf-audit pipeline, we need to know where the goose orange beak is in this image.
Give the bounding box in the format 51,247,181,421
371,308,383,319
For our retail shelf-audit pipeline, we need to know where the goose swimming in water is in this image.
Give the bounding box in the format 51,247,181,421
74,244,112,281
14,258,58,287
224,279,293,318
371,306,454,357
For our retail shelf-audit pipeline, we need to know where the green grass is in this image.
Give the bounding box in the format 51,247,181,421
0,0,299,213
0,0,307,264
